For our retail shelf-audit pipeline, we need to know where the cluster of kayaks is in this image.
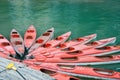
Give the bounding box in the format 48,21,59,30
0,25,120,80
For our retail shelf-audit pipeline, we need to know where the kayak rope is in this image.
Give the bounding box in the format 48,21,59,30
0,63,26,80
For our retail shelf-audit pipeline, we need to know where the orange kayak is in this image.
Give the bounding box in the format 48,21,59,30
0,34,16,57
29,46,120,59
24,25,36,49
59,34,97,49
10,29,24,56
44,31,71,48
61,37,116,51
30,63,120,80
28,27,54,53
28,65,80,80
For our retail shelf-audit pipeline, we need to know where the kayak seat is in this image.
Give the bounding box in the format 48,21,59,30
27,30,35,33
94,68,114,76
67,50,82,55
61,57,78,61
40,68,56,76
12,32,17,34
76,38,84,42
69,77,79,80
12,34,19,38
95,56,113,60
69,47,75,51
59,44,66,48
47,30,53,32
96,46,111,50
61,47,74,51
56,37,63,40
0,36,4,39
57,64,75,70
26,36,33,39
1,42,10,46
36,39,44,43
44,43,51,48
42,32,50,36
14,41,22,45
85,42,98,46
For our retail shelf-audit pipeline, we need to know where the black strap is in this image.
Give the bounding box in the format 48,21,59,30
16,70,26,80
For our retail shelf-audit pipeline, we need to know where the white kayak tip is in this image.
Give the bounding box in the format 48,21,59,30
111,37,116,43
29,25,35,29
47,27,54,32
11,29,17,32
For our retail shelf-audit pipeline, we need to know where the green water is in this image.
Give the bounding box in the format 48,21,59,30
0,0,120,79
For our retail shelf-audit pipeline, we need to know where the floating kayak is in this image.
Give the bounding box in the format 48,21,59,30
0,51,19,62
0,34,16,57
30,45,120,59
27,33,97,57
55,55,120,65
0,49,11,58
61,37,116,51
10,29,24,56
24,25,36,49
59,34,97,49
29,65,80,80
30,63,120,80
44,31,71,48
28,54,120,65
28,27,54,53
39,37,116,56
27,31,71,56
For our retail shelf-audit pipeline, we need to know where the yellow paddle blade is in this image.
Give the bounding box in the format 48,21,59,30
6,63,17,70
6,63,14,69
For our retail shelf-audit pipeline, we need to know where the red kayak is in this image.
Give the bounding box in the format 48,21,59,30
28,65,80,80
28,63,120,80
59,34,97,49
10,29,24,56
0,34,16,57
44,31,71,48
38,37,116,56
27,31,71,56
0,49,19,62
27,54,120,65
29,45,120,59
27,33,97,57
61,37,116,51
28,27,54,53
24,25,36,49
0,48,10,57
